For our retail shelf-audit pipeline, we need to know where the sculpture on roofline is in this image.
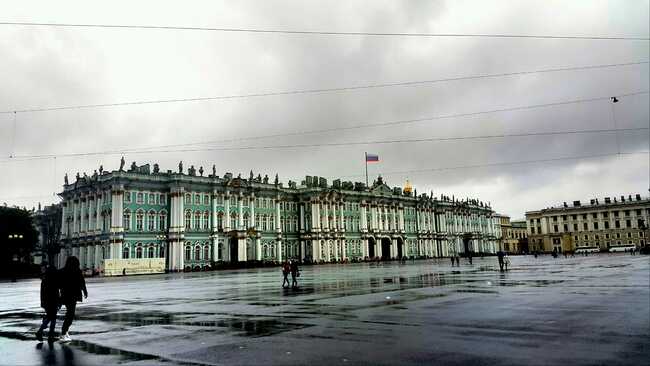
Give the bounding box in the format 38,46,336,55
130,161,137,171
199,166,204,177
99,165,103,174
249,170,254,182
189,165,196,176
179,161,183,174
274,174,279,185
64,173,69,185
212,164,216,177
263,175,269,184
256,174,262,183
153,163,159,174
75,172,80,181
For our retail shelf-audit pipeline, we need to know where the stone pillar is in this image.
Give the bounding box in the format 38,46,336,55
110,186,125,260
256,238,262,261
72,198,78,234
323,201,329,231
339,202,344,232
250,193,256,229
392,238,398,258
399,208,405,231
80,197,86,234
362,238,368,258
168,187,185,271
94,244,102,270
300,240,306,261
361,202,368,231
61,202,67,238
276,239,282,262
212,191,219,233
370,204,377,231
238,195,243,230
95,194,102,232
299,203,305,232
224,192,231,231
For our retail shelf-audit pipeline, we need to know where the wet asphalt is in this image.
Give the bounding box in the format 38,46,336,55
0,254,648,366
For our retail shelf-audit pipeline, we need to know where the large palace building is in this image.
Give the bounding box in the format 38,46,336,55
57,161,498,272
526,194,650,253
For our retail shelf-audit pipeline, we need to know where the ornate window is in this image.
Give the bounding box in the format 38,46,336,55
216,195,223,204
270,215,275,230
185,211,191,230
123,210,131,231
148,194,155,205
195,194,200,205
195,245,201,260
194,212,201,230
217,213,223,230
136,245,143,258
147,245,154,258
185,194,191,205
204,245,210,261
203,212,210,230
185,245,191,261
243,214,249,229
204,195,210,205
262,215,268,231
243,198,248,206
122,246,130,259
124,192,131,203
148,211,155,231
159,212,167,231
136,211,144,231
136,192,144,204
230,196,236,206
160,194,166,205
231,214,237,230
159,245,165,258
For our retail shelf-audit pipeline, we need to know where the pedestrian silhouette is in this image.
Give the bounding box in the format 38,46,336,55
58,256,88,343
497,250,505,271
281,261,291,288
290,260,300,288
35,263,60,342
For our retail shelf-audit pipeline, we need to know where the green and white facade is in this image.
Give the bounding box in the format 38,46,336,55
58,163,499,273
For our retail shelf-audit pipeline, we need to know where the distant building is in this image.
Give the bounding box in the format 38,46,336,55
57,161,499,274
33,204,63,266
494,215,528,253
526,194,650,253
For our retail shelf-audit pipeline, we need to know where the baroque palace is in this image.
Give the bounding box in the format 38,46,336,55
57,160,499,273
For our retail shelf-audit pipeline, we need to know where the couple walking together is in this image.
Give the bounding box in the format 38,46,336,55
36,256,88,343
282,260,300,288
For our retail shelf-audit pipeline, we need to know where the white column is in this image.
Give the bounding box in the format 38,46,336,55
399,208,405,231
250,194,256,229
255,238,262,260
370,204,377,231
61,202,67,237
338,202,344,231
72,198,78,234
275,199,281,233
323,201,329,231
361,203,368,231
238,195,243,230
224,193,231,231
212,191,218,233
95,194,102,232
300,203,305,232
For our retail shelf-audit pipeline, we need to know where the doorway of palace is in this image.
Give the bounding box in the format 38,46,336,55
381,237,391,260
229,236,239,263
463,236,471,256
397,237,404,258
368,237,376,258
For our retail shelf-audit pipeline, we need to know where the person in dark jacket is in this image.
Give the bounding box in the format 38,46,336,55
35,264,60,342
290,260,300,288
58,256,87,343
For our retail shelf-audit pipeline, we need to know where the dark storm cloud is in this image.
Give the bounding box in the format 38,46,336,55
0,0,648,217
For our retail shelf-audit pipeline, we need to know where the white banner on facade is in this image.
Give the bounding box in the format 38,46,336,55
103,258,165,276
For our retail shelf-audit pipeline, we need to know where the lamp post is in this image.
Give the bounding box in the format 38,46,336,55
8,234,23,282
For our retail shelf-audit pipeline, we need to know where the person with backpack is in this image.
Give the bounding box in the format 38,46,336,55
35,263,60,342
58,256,88,343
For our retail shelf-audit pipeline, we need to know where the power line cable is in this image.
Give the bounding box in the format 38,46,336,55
1,61,647,114
1,21,648,41
50,90,650,154
0,151,646,202
3,126,647,162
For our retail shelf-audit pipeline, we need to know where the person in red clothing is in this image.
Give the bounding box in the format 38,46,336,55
281,261,291,288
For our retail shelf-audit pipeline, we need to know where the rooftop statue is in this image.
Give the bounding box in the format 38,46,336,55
189,165,196,176
76,172,80,181
212,164,216,177
263,175,269,184
92,170,98,179
199,166,204,176
119,156,125,171
153,163,159,174
64,173,69,185
249,170,254,182
256,174,262,183
179,161,183,174
99,165,103,174
130,161,137,171
274,174,279,185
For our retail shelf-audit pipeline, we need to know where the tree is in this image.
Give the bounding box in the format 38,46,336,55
34,204,62,265
0,206,39,277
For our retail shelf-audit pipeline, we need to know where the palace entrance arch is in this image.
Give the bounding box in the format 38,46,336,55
229,236,239,263
368,237,376,258
381,237,391,260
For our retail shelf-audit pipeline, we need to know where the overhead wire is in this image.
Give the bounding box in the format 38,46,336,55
0,61,647,114
1,21,648,41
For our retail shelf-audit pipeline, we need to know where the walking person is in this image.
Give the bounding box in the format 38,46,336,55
58,256,88,343
290,260,300,288
281,260,291,288
35,263,60,342
497,250,505,272
450,256,455,266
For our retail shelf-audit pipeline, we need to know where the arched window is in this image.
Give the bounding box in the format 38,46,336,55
123,210,131,231
243,214,249,229
231,214,237,230
122,246,130,259
204,245,210,261
194,212,201,230
136,245,143,258
159,211,167,231
203,212,210,230
185,245,191,261
262,215,268,231
147,245,154,258
185,194,191,205
136,211,144,231
217,213,223,230
195,194,200,205
270,215,275,230
195,245,201,260
159,245,165,258
263,245,268,257
185,211,192,230
148,211,155,231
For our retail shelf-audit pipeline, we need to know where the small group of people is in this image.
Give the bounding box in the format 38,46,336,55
36,256,88,343
497,250,510,271
281,260,300,288
449,256,461,266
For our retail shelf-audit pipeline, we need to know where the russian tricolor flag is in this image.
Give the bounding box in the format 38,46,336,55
366,153,379,163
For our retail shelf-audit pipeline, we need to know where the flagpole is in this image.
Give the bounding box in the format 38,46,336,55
365,152,368,187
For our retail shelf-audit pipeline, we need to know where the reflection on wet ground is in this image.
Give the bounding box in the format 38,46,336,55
0,255,648,365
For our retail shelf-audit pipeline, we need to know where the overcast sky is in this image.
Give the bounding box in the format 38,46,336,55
0,0,648,218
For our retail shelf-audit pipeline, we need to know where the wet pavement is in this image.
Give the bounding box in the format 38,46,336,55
0,254,648,366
